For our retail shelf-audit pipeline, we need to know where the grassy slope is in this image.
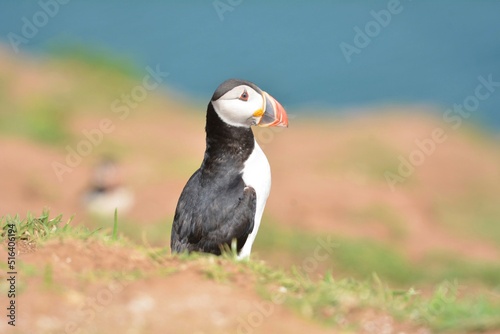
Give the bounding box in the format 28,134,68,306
87,212,500,289
1,46,500,332
1,212,500,333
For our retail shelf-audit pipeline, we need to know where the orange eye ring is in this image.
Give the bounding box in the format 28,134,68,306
239,90,249,101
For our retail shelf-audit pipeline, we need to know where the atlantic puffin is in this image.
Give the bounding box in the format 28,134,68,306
83,158,134,216
170,79,288,259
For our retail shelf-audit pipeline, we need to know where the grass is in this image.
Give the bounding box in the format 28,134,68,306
112,208,119,241
434,192,500,246
253,218,500,288
1,211,500,333
48,42,141,79
87,214,171,247
5,211,499,289
0,100,70,145
1,210,70,243
0,209,115,245
43,263,54,289
88,212,500,289
244,258,500,332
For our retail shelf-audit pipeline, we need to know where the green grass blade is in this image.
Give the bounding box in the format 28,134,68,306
112,208,119,241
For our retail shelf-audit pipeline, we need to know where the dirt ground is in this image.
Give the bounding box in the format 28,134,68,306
1,48,500,333
0,239,426,334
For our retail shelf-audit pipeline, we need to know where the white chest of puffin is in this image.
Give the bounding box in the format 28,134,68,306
170,79,288,259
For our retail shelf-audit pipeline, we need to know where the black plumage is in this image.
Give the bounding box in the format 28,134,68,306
170,100,257,255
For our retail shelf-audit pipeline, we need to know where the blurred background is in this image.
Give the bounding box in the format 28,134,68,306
1,0,500,289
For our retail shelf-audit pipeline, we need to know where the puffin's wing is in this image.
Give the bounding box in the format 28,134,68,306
171,172,256,255
192,186,256,254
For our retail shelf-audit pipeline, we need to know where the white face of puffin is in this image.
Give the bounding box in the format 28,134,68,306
211,84,288,128
211,85,264,128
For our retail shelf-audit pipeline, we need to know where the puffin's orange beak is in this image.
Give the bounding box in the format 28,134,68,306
257,91,288,128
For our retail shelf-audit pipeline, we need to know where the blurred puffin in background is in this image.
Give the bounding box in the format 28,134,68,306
171,79,288,259
83,157,134,216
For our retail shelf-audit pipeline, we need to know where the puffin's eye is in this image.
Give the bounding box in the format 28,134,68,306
239,90,249,101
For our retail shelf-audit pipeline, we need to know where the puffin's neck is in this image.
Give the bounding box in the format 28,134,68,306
201,102,255,173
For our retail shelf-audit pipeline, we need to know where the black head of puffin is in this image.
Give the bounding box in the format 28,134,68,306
210,79,289,129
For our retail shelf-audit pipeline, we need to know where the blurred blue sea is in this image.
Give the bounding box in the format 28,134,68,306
1,0,499,130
